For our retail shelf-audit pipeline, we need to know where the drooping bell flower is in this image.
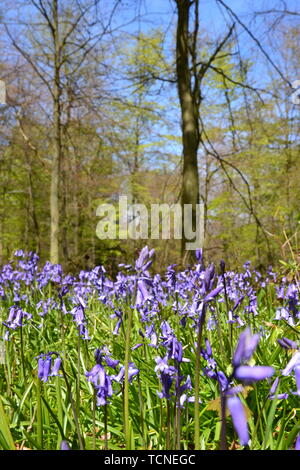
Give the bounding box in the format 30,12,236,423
110,310,123,336
38,356,46,380
135,279,152,307
41,355,51,382
154,355,176,375
113,363,139,384
232,327,260,367
86,363,106,387
203,285,223,304
51,357,62,377
282,351,300,376
60,440,70,450
277,337,298,350
95,375,113,406
135,246,155,273
226,328,274,446
145,323,158,348
203,264,215,292
3,306,32,331
295,433,300,450
86,352,115,406
227,395,249,446
292,365,300,396
37,352,62,382
268,377,289,400
235,365,274,384
157,372,173,399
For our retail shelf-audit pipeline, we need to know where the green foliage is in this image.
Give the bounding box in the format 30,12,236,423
1,270,300,450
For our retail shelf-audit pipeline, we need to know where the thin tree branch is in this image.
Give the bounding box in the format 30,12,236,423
216,0,292,87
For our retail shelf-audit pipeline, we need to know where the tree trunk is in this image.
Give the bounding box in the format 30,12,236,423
50,0,61,264
175,0,200,264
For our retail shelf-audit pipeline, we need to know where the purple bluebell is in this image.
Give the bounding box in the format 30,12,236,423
217,371,230,392
157,372,173,399
37,353,62,382
155,356,176,375
38,357,46,380
227,395,249,446
195,248,203,264
86,357,114,406
232,327,260,367
3,306,32,332
268,377,288,400
177,375,195,407
277,337,298,350
235,365,274,384
204,264,215,292
282,351,300,376
110,310,123,335
60,440,70,450
101,347,120,369
135,278,152,307
203,285,223,303
292,365,300,396
135,246,154,272
201,338,217,370
160,321,190,364
86,363,106,387
95,375,113,406
113,363,139,384
145,323,158,347
51,357,62,377
42,355,52,382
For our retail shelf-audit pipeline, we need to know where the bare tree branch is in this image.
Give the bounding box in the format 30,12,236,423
216,0,292,87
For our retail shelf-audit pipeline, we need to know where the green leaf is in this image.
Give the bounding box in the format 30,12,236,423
0,395,15,450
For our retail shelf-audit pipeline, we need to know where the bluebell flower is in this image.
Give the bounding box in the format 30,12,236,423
37,353,62,382
86,354,115,406
155,356,175,374
282,351,300,376
135,246,154,272
145,323,158,347
292,365,300,396
227,395,249,446
232,327,260,367
113,363,139,384
60,440,70,450
277,337,298,350
235,365,274,384
268,377,288,400
295,433,300,450
157,372,174,399
110,310,123,335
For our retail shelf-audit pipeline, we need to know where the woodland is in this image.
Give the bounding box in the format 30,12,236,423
0,0,299,272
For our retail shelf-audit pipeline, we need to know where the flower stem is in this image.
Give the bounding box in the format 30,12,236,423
55,376,64,448
20,322,26,382
104,404,108,450
36,378,43,449
93,389,96,450
61,364,84,450
124,306,134,449
194,309,205,450
220,392,227,450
